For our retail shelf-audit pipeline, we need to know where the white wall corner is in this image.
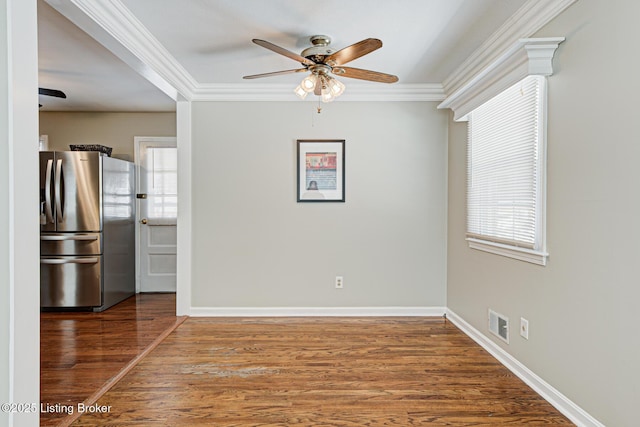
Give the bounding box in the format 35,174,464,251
445,310,605,427
438,37,564,121
176,101,192,316
6,0,41,425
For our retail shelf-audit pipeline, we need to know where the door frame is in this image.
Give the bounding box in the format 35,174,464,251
134,136,177,293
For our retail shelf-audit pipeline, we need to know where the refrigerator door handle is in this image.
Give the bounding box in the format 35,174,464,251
54,159,63,222
40,257,99,265
44,159,54,223
40,235,99,241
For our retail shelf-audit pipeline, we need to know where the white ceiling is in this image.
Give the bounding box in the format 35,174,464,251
37,0,528,112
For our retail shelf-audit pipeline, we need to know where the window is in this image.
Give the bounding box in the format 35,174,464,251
466,75,548,265
145,146,178,220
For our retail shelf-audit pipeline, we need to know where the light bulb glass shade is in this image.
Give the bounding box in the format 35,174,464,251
294,85,308,100
295,73,344,102
321,87,335,103
301,74,317,92
328,78,345,97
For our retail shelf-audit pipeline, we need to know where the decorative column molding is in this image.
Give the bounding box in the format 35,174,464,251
438,37,564,121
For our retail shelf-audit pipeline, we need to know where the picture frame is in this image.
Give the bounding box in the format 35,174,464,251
297,139,345,203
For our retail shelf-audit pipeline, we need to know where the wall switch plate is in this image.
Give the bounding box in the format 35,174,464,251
335,276,344,289
520,317,529,340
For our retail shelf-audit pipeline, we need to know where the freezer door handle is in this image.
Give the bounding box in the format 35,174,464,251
44,159,54,224
40,257,99,265
54,159,63,222
40,235,99,241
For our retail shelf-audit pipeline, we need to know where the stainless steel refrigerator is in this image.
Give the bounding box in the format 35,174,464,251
40,151,135,311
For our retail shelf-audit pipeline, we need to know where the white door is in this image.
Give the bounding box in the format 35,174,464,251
135,137,177,292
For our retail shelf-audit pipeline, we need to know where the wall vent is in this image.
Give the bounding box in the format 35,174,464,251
488,309,509,343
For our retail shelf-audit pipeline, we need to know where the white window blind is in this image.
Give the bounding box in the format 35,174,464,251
467,75,546,254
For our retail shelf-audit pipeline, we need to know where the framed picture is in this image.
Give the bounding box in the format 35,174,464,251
297,139,345,202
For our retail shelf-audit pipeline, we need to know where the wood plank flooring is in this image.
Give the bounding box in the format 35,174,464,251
71,317,574,426
40,293,181,427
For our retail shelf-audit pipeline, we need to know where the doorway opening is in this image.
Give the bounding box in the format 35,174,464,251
134,136,178,293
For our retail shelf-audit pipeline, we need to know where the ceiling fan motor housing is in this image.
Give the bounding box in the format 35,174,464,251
301,35,335,62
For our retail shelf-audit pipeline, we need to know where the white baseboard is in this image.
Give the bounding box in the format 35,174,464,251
188,306,446,317
445,309,604,427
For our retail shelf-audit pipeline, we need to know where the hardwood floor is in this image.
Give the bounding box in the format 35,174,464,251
40,293,183,427
70,317,574,426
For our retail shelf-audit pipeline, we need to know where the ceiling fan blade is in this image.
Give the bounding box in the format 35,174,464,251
335,67,399,83
252,39,315,66
38,88,67,98
243,68,307,79
326,38,382,66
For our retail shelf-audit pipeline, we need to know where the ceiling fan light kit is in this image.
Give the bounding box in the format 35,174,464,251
244,35,398,104
294,69,346,103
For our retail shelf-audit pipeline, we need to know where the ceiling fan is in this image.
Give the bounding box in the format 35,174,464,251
243,35,398,102
38,87,66,107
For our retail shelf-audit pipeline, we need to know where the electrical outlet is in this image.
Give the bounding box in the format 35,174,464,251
520,317,529,340
335,276,344,289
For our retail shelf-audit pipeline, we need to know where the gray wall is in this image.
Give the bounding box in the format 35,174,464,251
190,101,448,309
447,0,640,425
39,111,176,160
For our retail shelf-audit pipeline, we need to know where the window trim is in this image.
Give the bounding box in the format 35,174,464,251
438,37,564,266
438,37,564,121
467,238,549,266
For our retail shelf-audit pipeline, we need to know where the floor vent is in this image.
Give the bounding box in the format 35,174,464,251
488,309,509,343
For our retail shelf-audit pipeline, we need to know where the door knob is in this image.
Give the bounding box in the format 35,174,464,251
140,218,148,225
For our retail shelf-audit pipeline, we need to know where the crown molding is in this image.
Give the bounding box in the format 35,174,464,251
192,83,445,102
45,0,198,100
45,0,445,104
47,0,575,106
439,37,564,121
442,0,578,97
